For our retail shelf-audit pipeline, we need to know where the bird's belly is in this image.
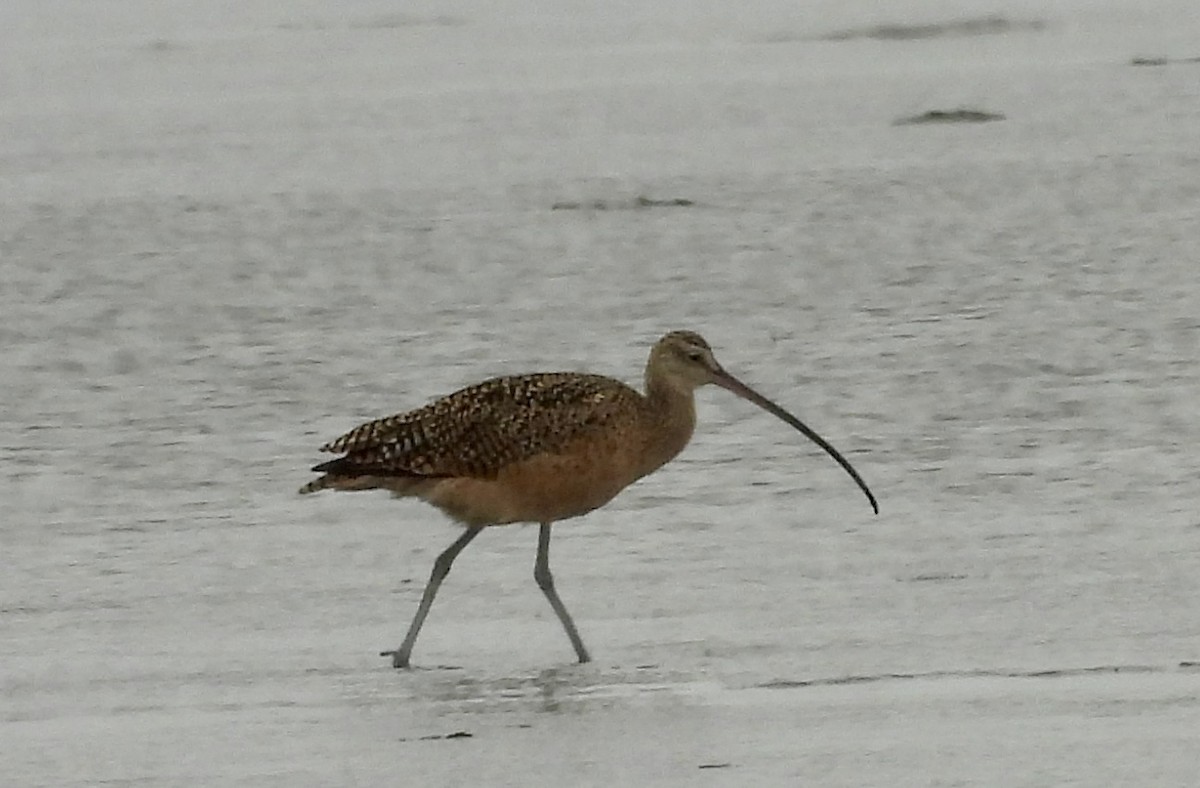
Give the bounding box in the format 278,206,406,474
421,439,644,526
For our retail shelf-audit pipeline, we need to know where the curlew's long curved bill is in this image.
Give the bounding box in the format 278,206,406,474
711,368,879,514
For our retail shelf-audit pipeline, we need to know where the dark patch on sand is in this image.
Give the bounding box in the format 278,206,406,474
903,572,969,583
1129,55,1200,67
760,662,1194,690
399,730,474,742
141,39,185,53
552,196,696,211
894,108,1006,126
817,15,1046,43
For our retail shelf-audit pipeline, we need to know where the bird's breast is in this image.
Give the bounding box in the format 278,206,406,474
633,396,697,479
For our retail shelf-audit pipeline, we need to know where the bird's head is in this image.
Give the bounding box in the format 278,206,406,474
647,329,879,514
648,330,729,390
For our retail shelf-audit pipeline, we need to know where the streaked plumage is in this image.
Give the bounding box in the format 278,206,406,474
303,373,646,487
300,330,876,668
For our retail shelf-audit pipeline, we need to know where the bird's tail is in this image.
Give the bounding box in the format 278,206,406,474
297,474,383,495
298,457,364,495
299,472,430,496
298,476,329,495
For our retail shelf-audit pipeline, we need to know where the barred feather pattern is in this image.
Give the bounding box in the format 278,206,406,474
310,372,645,481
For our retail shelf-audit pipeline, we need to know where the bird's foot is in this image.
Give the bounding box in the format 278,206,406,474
380,649,411,669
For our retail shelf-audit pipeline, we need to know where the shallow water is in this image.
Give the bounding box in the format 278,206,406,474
3,1,1200,785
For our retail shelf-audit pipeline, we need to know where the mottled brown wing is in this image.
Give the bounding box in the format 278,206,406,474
313,373,641,479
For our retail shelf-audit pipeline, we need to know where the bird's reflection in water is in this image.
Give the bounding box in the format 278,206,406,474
418,664,692,715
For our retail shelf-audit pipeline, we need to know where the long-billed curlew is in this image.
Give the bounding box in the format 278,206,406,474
300,330,877,668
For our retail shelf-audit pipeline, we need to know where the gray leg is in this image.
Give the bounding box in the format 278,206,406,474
535,522,591,664
384,525,484,669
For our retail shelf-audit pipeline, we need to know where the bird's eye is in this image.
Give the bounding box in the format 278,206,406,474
685,350,704,362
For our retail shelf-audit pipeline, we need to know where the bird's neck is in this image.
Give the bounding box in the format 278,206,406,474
639,371,697,477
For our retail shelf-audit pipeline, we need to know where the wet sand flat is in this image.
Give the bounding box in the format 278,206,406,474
3,1,1200,785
